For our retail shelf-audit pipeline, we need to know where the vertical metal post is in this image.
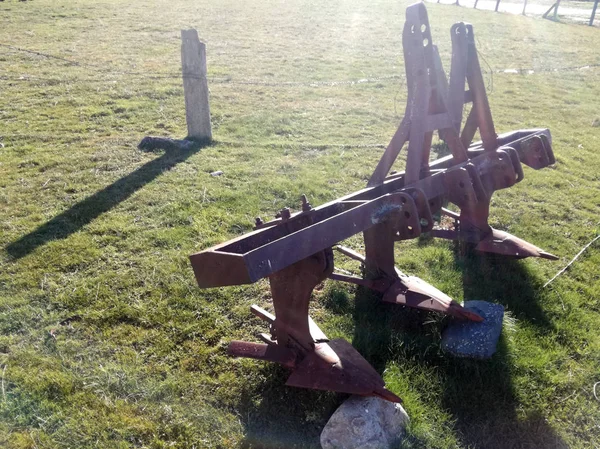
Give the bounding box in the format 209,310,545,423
181,29,212,141
495,0,501,12
474,0,479,8
522,0,528,15
590,0,599,26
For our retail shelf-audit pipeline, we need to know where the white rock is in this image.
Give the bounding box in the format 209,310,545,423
320,396,409,449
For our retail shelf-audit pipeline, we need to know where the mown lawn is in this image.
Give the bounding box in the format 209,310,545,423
1,0,599,448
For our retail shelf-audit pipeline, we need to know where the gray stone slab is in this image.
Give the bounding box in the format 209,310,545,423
441,300,504,359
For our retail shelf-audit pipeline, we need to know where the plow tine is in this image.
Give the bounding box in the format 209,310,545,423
448,303,485,322
335,245,367,264
250,304,275,323
539,250,560,261
372,386,403,403
228,341,296,368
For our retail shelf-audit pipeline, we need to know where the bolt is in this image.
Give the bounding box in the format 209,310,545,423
276,207,291,221
301,194,312,212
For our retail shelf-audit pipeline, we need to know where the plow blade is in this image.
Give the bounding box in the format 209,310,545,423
475,229,558,260
383,276,484,322
286,339,402,403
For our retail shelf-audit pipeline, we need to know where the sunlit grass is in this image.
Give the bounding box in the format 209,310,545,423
0,0,599,448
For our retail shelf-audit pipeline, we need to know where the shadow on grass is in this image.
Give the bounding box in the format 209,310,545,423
237,363,340,449
437,244,565,449
438,334,568,449
345,244,565,448
351,286,438,374
454,243,555,330
5,139,208,260
230,243,562,448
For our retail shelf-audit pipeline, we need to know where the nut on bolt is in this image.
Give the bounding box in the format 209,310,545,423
276,208,291,221
301,194,312,212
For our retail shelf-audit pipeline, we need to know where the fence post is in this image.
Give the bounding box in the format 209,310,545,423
522,0,528,15
495,0,501,12
474,0,479,8
553,0,561,19
543,2,557,19
591,0,599,25
181,29,212,142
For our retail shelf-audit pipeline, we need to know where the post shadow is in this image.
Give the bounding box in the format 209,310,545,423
5,139,208,260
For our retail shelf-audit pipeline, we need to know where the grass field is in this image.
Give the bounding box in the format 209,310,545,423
1,0,600,448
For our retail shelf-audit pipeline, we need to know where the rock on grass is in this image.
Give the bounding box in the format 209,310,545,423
441,300,504,359
320,396,409,449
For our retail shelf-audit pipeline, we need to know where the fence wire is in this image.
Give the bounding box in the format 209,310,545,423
0,133,388,150
1,42,599,89
1,42,599,151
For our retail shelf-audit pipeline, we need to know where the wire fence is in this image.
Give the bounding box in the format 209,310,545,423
1,40,599,149
0,42,599,89
433,0,599,27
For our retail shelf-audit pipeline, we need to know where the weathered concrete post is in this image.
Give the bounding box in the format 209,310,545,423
181,29,212,141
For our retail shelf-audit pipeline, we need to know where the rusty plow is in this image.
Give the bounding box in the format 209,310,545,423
189,2,558,402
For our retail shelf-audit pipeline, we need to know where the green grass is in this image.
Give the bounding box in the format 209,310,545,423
1,0,600,447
